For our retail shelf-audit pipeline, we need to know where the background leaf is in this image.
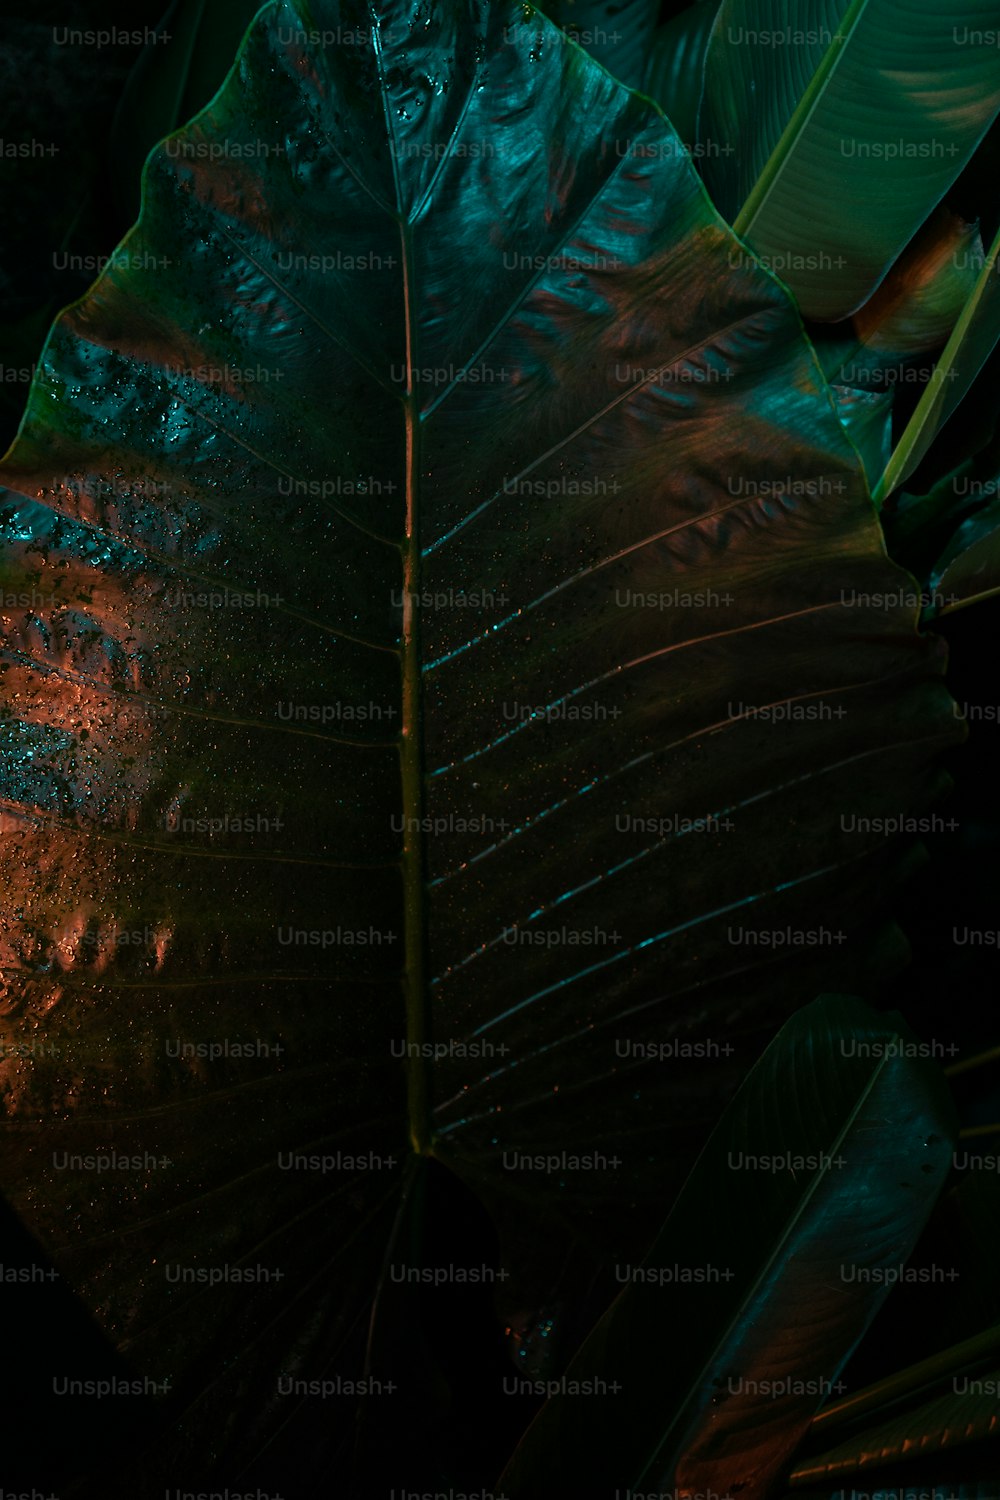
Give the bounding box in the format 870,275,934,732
853,211,984,362
792,1362,1000,1484
0,2,169,449
700,0,1000,319
498,994,957,1498
929,493,1000,614
786,1484,1000,1500
108,0,265,221
537,0,660,89
643,0,722,144
877,222,1000,502
817,211,984,398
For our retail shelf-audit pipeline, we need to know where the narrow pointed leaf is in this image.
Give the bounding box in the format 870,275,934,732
877,223,1000,503
498,995,957,1498
700,0,1000,319
808,1325,1000,1440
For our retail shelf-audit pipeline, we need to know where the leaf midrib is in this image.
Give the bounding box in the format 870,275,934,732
368,6,432,1157
732,0,870,240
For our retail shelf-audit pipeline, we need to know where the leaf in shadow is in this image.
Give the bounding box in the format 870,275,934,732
852,212,985,364
643,0,722,146
537,0,660,90
497,995,957,1499
877,222,1000,503
791,1365,1000,1484
108,0,267,222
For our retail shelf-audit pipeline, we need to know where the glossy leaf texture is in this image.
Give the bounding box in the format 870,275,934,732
0,0,963,1484
699,0,1000,320
498,995,957,1498
829,384,892,494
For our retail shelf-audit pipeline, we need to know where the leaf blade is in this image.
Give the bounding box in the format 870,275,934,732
704,0,1000,319
498,995,958,1498
0,0,964,1482
877,222,1000,503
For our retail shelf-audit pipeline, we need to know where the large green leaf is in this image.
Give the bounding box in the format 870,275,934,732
498,995,957,1497
699,0,1000,319
0,0,961,1485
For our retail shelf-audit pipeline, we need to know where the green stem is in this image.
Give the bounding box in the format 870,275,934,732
874,220,1000,505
